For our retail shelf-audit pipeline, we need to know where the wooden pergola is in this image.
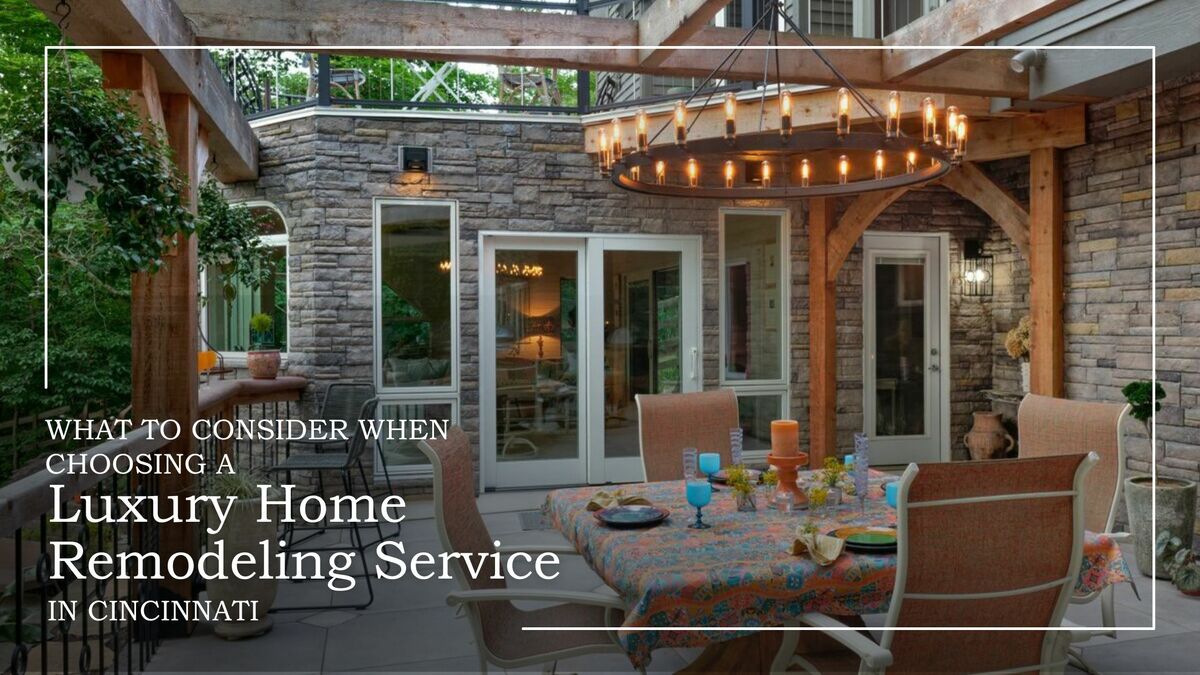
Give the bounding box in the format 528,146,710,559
35,0,1087,606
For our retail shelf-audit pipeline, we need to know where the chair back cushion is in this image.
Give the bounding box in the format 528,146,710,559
886,454,1091,675
1018,394,1128,532
636,389,739,482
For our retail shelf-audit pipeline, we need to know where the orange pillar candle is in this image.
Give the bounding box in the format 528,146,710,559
771,420,800,457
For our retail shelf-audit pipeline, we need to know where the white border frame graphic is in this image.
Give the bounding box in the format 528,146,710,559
41,43,1159,634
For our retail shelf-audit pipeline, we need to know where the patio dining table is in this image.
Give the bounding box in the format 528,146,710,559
543,471,1133,671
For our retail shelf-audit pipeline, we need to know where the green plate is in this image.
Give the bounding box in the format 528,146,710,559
827,527,898,552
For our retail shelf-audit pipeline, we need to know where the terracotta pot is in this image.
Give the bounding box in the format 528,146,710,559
246,350,280,379
963,411,1014,460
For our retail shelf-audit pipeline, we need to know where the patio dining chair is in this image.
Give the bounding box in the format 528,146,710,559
286,382,377,456
268,397,386,611
417,427,639,674
1018,395,1132,630
773,453,1098,675
635,388,739,482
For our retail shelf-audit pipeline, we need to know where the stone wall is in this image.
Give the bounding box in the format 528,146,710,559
230,69,1200,495
976,71,1200,499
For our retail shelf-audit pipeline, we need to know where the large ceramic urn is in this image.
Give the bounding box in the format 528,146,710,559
963,411,1014,460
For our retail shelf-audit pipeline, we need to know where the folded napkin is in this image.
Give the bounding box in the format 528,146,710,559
791,530,846,565
586,489,652,511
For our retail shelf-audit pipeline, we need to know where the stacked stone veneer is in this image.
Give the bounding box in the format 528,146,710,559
228,70,1198,499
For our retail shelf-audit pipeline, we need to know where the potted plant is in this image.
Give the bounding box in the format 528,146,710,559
203,471,279,639
1155,531,1200,596
819,456,846,506
246,313,280,379
726,465,756,512
1005,315,1032,393
1123,379,1196,578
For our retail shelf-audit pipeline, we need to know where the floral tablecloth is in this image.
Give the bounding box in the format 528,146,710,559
543,472,1133,667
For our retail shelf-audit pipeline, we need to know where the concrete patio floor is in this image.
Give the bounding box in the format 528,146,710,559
147,490,1200,674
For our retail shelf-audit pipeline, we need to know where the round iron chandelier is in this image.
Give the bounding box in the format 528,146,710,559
596,1,968,198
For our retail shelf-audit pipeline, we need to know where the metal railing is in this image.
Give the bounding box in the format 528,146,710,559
0,379,306,674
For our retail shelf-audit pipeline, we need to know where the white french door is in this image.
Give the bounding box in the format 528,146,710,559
481,234,702,489
862,233,950,465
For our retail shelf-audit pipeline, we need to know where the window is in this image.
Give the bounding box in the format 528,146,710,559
720,209,789,457
203,204,288,355
375,200,457,392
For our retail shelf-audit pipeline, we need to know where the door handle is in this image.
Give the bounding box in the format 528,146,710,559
690,348,698,380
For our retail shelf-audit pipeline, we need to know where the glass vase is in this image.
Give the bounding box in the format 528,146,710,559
735,491,757,512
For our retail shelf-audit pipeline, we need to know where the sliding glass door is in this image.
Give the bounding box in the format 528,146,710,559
482,234,701,489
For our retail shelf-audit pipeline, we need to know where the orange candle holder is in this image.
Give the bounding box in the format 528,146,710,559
768,451,809,505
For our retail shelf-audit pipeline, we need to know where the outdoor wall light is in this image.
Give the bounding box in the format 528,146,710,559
400,146,432,173
1010,49,1046,74
961,239,993,297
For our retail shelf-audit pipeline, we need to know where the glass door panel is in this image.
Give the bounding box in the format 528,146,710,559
484,240,587,488
600,250,683,463
863,234,945,465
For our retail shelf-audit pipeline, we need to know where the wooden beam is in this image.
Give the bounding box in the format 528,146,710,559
882,0,1084,81
939,163,1031,259
826,188,910,277
583,89,990,152
965,105,1087,162
808,197,837,465
1028,147,1064,397
31,0,257,182
177,0,1037,99
639,0,733,68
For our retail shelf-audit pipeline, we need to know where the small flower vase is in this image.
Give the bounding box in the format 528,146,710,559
761,484,776,507
735,491,757,512
827,486,842,507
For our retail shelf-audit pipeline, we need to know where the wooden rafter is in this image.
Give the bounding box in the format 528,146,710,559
176,0,1036,99
639,0,733,68
965,105,1086,162
826,187,911,277
882,0,1085,81
30,0,258,181
939,162,1031,259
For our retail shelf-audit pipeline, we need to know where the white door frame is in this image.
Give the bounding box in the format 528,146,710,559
861,231,951,464
479,231,703,490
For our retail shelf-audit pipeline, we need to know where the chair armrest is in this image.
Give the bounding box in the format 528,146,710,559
1059,618,1099,643
447,588,627,611
799,613,894,669
495,543,580,556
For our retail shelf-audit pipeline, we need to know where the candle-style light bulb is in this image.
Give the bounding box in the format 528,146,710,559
838,155,849,185
874,149,885,180
724,160,735,188
956,115,968,158
922,97,936,143
674,100,687,146
836,87,851,136
906,150,917,174
724,93,737,140
886,90,901,138
610,117,622,158
761,160,771,188
945,106,959,149
655,160,666,185
800,158,811,188
780,90,793,139
598,129,610,174
687,158,699,187
630,164,640,181
636,109,648,152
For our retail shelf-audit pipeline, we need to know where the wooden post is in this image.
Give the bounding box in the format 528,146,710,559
1029,147,1064,397
103,53,203,628
808,198,837,465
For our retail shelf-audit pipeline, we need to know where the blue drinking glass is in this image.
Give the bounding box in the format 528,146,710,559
686,480,713,529
698,452,721,483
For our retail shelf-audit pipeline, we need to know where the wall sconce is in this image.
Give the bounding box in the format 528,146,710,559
961,239,993,297
400,146,432,173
